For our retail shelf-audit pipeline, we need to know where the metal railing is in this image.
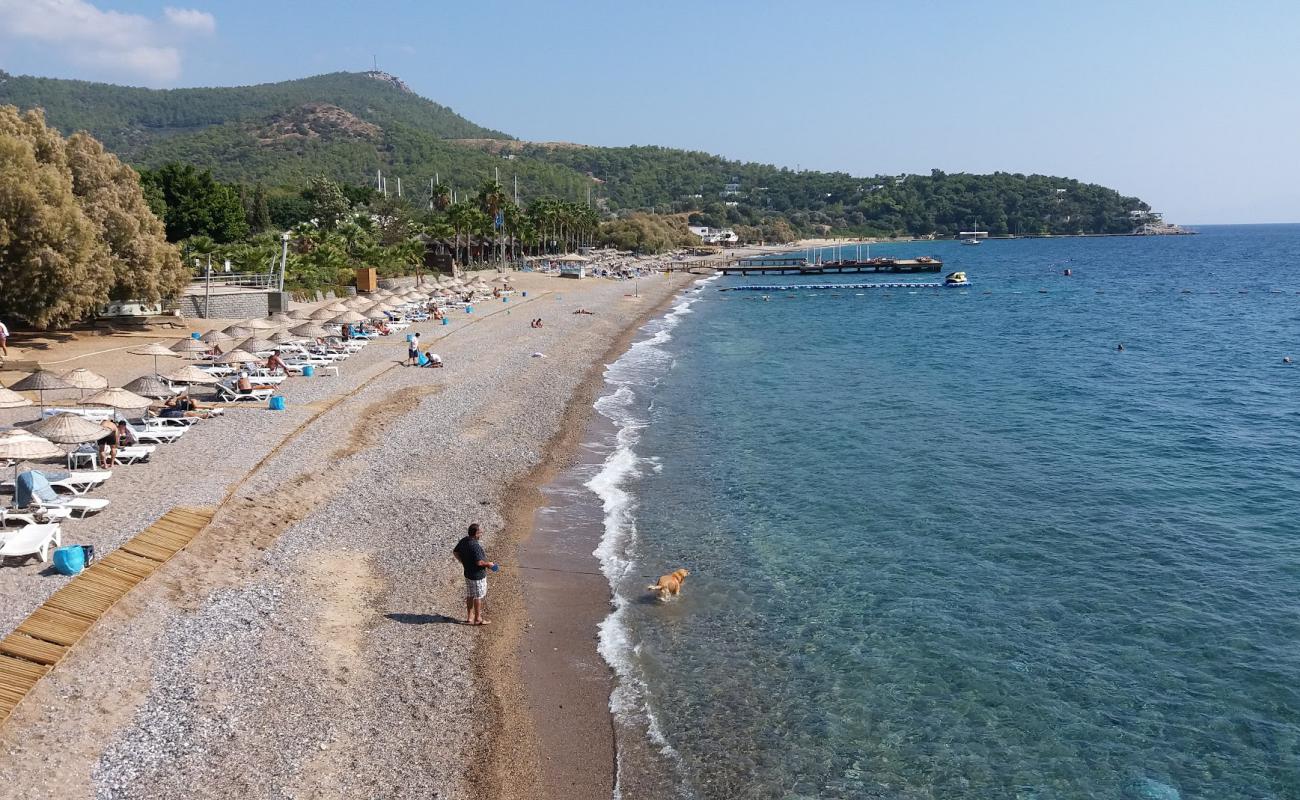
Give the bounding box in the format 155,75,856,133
188,271,275,289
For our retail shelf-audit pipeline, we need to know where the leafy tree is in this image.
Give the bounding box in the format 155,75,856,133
304,176,351,229
140,163,249,243
0,106,180,327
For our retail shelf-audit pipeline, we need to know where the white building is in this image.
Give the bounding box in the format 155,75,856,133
688,225,739,245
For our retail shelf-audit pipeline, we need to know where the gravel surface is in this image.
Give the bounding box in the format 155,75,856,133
0,270,694,800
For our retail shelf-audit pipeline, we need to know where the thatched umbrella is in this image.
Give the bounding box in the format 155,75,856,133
60,368,109,399
129,342,181,375
81,387,153,410
122,375,175,399
11,371,73,412
270,331,305,345
331,311,368,325
29,412,112,445
201,329,232,344
243,317,280,331
171,338,209,353
288,308,315,320
0,429,64,478
308,307,338,320
216,349,260,365
267,312,295,325
342,296,370,309
165,365,219,385
222,325,253,338
238,337,277,354
290,324,331,339
324,302,349,313
0,387,33,409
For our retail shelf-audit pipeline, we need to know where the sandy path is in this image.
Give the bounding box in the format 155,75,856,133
0,272,695,799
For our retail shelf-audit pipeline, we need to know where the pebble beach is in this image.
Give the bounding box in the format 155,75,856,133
0,267,695,800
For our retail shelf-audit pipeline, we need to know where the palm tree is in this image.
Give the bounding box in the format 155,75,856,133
447,202,476,268
477,179,508,264
432,182,451,213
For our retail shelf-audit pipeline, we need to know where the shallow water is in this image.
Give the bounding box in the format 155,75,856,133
586,225,1300,799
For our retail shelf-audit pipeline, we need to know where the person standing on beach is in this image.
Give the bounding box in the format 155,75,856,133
0,319,9,357
407,331,421,366
453,523,496,626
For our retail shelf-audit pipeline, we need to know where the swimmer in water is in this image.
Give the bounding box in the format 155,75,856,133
1117,343,1125,352
1285,356,1293,364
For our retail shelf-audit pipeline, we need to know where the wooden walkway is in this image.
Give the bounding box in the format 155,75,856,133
0,507,213,723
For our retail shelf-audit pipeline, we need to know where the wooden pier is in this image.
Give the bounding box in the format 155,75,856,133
720,257,942,276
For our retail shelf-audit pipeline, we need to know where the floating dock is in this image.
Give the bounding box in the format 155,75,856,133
720,258,942,276
722,281,965,292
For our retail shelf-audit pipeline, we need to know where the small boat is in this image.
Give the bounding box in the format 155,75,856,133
944,271,969,286
960,220,982,245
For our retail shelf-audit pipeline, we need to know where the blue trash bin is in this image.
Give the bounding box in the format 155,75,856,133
52,545,85,576
465,305,473,314
269,395,286,411
441,317,449,326
191,332,201,339
302,365,315,377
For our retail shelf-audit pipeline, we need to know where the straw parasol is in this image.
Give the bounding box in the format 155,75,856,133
0,387,33,409
324,302,349,312
492,275,511,284
222,325,253,338
165,365,219,385
270,331,304,344
331,311,368,324
243,317,280,331
267,312,295,324
288,308,315,320
29,412,112,445
343,296,370,309
81,387,154,410
60,368,109,399
0,430,64,468
171,338,210,357
11,371,73,412
122,375,175,399
555,253,589,263
238,337,277,353
201,329,232,344
216,349,260,365
129,342,181,375
290,324,330,339
308,307,338,320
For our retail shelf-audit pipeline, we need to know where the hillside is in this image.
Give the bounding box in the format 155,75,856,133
0,70,1153,236
0,70,508,156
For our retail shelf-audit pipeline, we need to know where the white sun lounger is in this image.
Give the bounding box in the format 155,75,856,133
70,443,155,469
0,523,62,562
215,382,275,402
30,495,110,519
122,420,184,445
1,506,72,526
1,470,111,496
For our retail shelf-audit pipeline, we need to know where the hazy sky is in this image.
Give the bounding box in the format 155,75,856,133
0,0,1295,223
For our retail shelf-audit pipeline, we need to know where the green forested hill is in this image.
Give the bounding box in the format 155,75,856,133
0,70,508,155
0,70,1153,237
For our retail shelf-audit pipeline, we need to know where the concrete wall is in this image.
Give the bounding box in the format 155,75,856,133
178,292,270,319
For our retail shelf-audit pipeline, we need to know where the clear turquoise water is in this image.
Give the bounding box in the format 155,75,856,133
590,225,1300,800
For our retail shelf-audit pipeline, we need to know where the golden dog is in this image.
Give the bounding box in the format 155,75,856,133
647,568,690,601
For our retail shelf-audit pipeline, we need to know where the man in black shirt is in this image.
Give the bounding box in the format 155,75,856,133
453,522,496,626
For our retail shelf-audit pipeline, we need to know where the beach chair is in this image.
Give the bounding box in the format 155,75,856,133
1,470,111,496
121,420,185,445
71,443,155,467
0,523,62,563
2,505,73,527
30,495,110,519
215,382,274,402
43,407,114,423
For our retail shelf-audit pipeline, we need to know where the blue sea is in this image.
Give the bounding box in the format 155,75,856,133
583,225,1300,800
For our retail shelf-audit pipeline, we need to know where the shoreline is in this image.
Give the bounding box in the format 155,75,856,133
475,273,697,800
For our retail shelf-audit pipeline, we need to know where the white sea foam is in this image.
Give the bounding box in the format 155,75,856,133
586,277,715,797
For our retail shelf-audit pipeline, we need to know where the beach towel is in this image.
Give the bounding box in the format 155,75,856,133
15,470,59,508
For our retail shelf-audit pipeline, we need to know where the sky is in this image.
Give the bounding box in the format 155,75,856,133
0,0,1296,224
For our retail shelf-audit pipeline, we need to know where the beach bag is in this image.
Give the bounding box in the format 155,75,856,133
52,546,86,576
417,353,428,366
